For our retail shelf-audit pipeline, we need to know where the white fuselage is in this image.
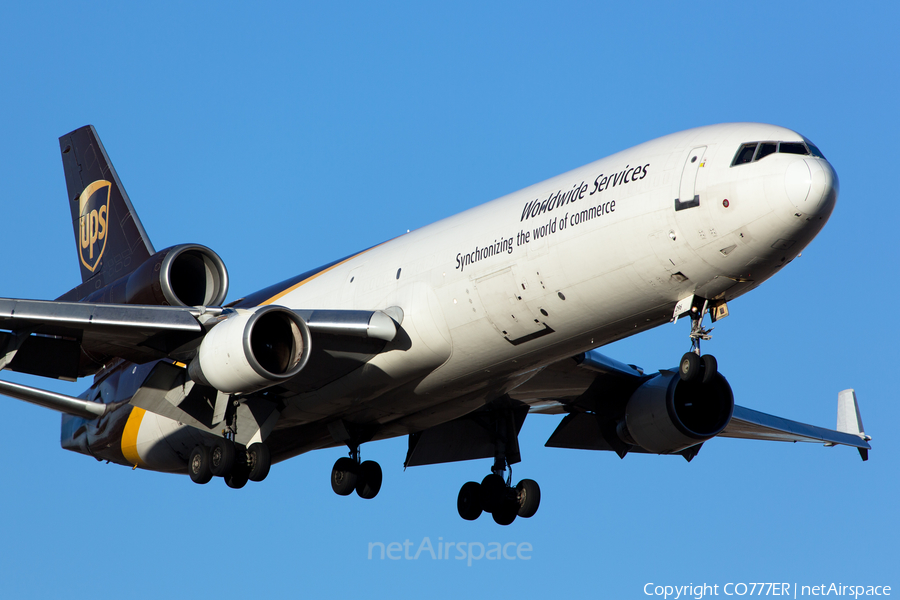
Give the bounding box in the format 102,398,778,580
94,122,838,472
258,123,837,442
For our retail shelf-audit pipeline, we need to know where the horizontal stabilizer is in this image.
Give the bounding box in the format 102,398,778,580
0,378,106,419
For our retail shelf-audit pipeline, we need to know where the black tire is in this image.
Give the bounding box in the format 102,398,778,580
355,460,382,499
331,457,358,496
210,439,236,477
516,479,541,518
701,354,718,384
188,446,213,485
492,495,518,526
225,465,249,489
457,482,483,521
679,352,701,382
480,473,505,514
247,443,271,482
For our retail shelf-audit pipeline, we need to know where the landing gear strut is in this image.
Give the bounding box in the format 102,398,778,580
187,395,275,488
457,463,541,525
331,445,382,500
456,411,541,525
679,298,718,383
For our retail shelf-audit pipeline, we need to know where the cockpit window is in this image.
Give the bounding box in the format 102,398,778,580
755,143,777,161
732,139,820,166
806,142,826,159
778,142,808,155
732,143,757,166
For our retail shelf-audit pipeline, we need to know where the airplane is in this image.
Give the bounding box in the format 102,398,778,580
0,123,871,526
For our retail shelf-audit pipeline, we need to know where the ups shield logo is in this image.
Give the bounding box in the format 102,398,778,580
78,180,111,272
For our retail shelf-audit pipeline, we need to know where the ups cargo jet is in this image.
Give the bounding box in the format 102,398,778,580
0,124,870,525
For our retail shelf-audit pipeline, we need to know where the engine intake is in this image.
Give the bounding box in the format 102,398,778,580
84,244,229,307
622,371,734,454
188,306,312,394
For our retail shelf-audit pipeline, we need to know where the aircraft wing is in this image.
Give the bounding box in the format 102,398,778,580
0,297,398,382
0,297,209,379
721,390,871,459
506,349,870,459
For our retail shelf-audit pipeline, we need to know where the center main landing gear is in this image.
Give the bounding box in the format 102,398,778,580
457,459,541,525
331,445,382,500
678,298,718,383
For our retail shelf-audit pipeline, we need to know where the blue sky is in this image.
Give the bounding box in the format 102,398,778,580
1,3,897,598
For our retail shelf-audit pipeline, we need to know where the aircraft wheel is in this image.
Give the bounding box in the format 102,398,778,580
355,460,382,499
457,481,483,521
701,354,718,384
331,457,358,496
225,465,249,489
188,445,213,484
516,479,541,518
247,443,271,482
679,352,701,382
491,495,518,526
480,474,505,514
210,439,236,477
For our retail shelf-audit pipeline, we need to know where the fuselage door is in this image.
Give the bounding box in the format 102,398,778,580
474,267,547,343
675,146,707,211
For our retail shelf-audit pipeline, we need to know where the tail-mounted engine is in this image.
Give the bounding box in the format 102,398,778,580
619,371,734,454
188,305,312,394
83,244,229,307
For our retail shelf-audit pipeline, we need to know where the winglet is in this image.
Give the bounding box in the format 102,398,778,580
835,389,870,461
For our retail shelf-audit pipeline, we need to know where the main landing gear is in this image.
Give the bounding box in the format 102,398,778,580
188,439,271,489
457,470,541,526
456,437,541,526
331,446,383,500
678,298,718,383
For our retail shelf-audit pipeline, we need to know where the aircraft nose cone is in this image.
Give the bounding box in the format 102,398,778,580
784,158,838,216
784,159,811,209
808,158,839,215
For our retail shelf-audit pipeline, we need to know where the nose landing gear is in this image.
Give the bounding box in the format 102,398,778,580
678,297,719,383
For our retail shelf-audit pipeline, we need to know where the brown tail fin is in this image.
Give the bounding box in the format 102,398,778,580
57,126,155,301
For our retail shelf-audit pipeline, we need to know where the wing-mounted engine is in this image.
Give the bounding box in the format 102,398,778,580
542,352,734,457
81,244,229,307
188,305,312,394
619,371,734,454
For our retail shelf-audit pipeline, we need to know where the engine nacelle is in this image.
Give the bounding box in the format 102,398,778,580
621,371,734,454
84,244,229,307
188,306,312,394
